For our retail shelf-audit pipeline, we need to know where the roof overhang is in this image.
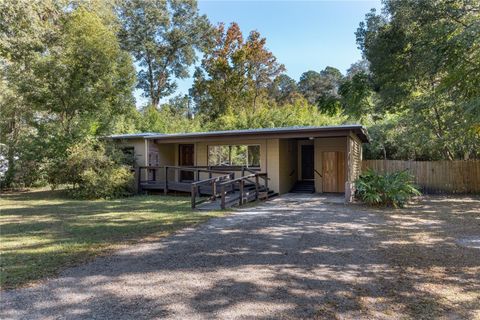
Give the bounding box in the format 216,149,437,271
145,125,369,144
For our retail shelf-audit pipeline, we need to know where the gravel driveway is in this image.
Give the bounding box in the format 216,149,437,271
1,194,479,319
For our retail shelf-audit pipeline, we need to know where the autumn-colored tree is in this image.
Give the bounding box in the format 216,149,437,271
191,22,284,120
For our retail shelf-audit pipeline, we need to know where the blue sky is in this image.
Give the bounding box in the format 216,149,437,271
135,0,381,106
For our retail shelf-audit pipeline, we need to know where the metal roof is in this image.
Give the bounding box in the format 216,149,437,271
107,125,369,143
106,132,164,139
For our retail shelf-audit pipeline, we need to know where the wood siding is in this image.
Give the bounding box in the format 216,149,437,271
362,160,480,194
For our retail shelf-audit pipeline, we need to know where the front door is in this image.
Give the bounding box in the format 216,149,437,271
322,151,345,192
301,145,314,180
179,144,194,181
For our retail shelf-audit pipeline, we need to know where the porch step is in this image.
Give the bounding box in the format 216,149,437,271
290,181,315,193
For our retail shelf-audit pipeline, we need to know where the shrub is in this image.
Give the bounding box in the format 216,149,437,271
355,169,421,208
62,138,135,199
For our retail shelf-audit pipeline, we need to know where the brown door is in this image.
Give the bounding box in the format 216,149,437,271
179,144,194,181
301,145,314,180
322,151,345,192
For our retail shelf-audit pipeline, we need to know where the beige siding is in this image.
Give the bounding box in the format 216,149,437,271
314,137,348,193
266,139,280,193
278,139,298,194
113,138,147,166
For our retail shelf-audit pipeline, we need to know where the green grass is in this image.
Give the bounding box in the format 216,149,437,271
0,189,223,289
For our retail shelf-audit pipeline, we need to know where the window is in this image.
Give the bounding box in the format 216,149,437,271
208,145,260,167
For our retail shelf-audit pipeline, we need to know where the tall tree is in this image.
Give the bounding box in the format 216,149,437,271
118,0,212,107
268,74,300,104
356,0,480,159
297,70,322,105
191,22,284,119
1,3,136,186
0,0,63,186
298,66,344,113
339,60,376,120
244,30,286,109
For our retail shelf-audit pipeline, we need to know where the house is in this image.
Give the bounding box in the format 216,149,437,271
107,125,369,206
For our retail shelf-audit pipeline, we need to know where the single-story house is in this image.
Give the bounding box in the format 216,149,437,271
107,125,368,204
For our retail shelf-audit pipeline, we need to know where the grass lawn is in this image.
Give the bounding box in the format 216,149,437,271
0,189,223,289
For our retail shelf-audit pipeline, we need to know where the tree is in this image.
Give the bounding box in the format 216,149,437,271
212,97,347,131
298,70,323,105
268,74,300,104
26,7,136,139
298,67,344,114
137,104,203,134
316,66,343,114
243,30,286,109
339,60,376,120
1,3,137,187
118,0,212,107
356,0,480,160
0,0,63,187
191,22,285,120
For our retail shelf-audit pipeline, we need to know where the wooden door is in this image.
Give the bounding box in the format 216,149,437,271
301,145,314,180
179,144,194,181
322,151,345,192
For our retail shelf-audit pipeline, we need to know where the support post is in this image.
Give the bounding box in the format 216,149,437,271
264,176,269,199
164,166,168,195
136,167,142,194
191,183,196,209
196,169,200,182
255,175,259,200
211,179,217,199
221,185,226,209
239,180,244,205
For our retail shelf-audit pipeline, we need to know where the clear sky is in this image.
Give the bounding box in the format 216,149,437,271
135,0,381,106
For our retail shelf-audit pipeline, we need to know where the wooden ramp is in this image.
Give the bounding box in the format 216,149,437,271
196,187,278,210
136,166,273,209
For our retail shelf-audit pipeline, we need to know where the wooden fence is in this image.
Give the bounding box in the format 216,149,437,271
362,160,480,194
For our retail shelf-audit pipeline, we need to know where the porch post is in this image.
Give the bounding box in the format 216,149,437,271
164,166,168,195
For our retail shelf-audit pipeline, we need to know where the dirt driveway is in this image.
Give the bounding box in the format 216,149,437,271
1,194,479,319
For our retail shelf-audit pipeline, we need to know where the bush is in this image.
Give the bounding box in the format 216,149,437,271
62,138,135,199
355,169,421,208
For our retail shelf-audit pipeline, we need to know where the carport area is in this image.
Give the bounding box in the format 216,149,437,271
1,194,479,319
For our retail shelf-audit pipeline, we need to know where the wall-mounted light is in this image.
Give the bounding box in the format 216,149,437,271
309,137,314,140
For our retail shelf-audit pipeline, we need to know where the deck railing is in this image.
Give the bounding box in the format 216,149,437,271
136,166,269,209
217,172,269,209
